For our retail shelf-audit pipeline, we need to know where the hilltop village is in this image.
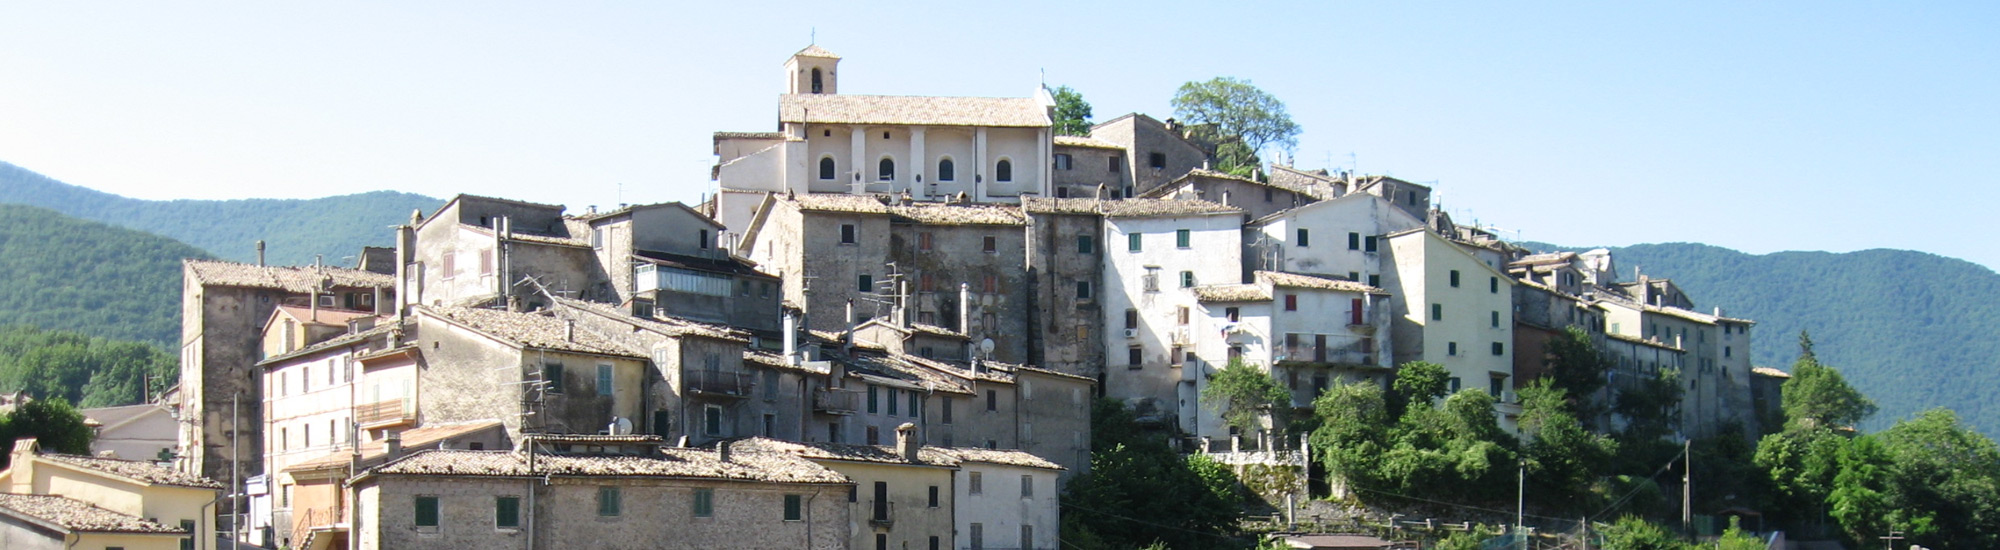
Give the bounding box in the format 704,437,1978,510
0,46,1778,550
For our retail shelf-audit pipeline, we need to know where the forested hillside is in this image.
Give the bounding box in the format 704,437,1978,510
0,161,435,265
0,203,206,346
0,325,176,408
1530,242,2000,436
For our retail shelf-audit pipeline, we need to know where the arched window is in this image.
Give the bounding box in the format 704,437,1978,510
878,157,895,181
995,159,1013,182
810,68,824,94
818,157,836,180
937,158,955,182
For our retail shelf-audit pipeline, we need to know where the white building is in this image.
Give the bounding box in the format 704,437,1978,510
949,448,1063,550
712,45,1056,244
1245,191,1427,287
1381,228,1521,430
1187,271,1393,445
1095,199,1242,427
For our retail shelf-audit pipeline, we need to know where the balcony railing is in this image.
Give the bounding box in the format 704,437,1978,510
813,388,861,415
686,370,753,397
869,501,895,528
355,398,415,429
1277,337,1378,366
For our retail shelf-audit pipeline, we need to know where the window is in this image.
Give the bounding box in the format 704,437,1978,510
909,391,920,416
982,275,999,293
969,472,984,494
1491,276,1500,293
867,385,879,414
1348,271,1360,282
858,274,873,293
495,496,521,528
1109,156,1122,173
784,494,803,521
1021,475,1034,497
1348,232,1360,250
938,158,955,181
1127,232,1142,251
1492,311,1501,327
416,496,440,527
1448,342,1459,356
1265,187,1275,202
928,485,940,507
810,67,824,93
1492,342,1505,356
1431,303,1443,321
878,157,895,181
1448,377,1461,392
877,534,890,550
692,488,713,517
931,537,942,550
1177,306,1190,325
1368,274,1380,287
1285,294,1298,311
840,224,856,244
1023,525,1035,550
596,364,613,396
1176,229,1191,248
1179,271,1194,288
1226,307,1240,323
1076,235,1093,254
1450,270,1461,287
941,397,954,424
996,159,1013,182
872,481,889,521
1128,346,1143,367
1148,152,1166,168
819,157,836,180
704,405,723,436
1364,235,1378,252
889,387,900,416
1125,309,1139,329
1053,153,1072,170
1075,281,1092,299
1490,377,1504,396
918,232,934,251
983,236,998,253
1298,228,1310,247
986,389,998,411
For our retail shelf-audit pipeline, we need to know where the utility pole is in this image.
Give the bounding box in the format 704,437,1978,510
1681,438,1693,536
1880,530,1904,550
1517,459,1525,548
231,392,241,550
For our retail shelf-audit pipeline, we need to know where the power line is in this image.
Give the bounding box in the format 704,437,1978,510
1059,502,1240,541
1346,485,1579,525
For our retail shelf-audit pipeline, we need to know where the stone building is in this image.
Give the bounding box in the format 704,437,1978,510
280,421,507,550
350,435,851,550
1186,271,1393,445
1,438,224,550
1021,198,1109,381
404,194,604,310
1049,135,1129,199
178,258,394,497
711,45,1056,241
1086,113,1208,198
1140,168,1332,221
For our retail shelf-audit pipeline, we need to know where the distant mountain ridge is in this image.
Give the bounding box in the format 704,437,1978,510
1523,241,2000,437
0,203,209,346
0,161,436,266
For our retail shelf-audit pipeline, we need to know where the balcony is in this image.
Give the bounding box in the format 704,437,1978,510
686,369,753,397
355,398,414,429
868,501,895,529
1277,336,1378,366
813,388,861,415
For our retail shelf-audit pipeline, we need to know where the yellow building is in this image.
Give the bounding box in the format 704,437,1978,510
0,438,223,550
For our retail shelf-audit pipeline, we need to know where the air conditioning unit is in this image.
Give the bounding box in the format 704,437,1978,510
1123,328,1140,339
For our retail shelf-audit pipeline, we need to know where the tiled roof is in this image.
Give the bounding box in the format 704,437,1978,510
420,305,647,358
286,420,506,473
525,434,664,445
1053,135,1125,150
1020,197,1108,215
744,349,831,375
368,448,849,484
1606,332,1683,352
460,222,591,248
1256,271,1386,294
1646,305,1719,325
1510,252,1576,267
633,249,772,279
936,447,1064,470
780,95,1050,128
1193,284,1272,303
40,453,223,489
908,323,965,338
1752,367,1790,378
794,44,841,59
714,131,785,141
732,437,960,467
273,305,376,327
0,493,187,534
786,193,892,214
1100,198,1239,218
185,259,393,293
258,324,397,367
552,297,744,341
889,204,1027,226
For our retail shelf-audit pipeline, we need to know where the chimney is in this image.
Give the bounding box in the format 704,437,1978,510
564,319,576,342
783,311,799,365
958,283,971,334
897,279,909,329
1096,183,1106,199
255,241,266,267
895,423,919,462
842,299,856,353
394,227,410,322
384,432,404,462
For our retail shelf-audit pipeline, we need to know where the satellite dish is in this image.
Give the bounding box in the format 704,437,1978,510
979,338,996,358
609,416,633,435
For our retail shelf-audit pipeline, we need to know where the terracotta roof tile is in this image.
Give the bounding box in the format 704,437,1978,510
787,194,892,214
1053,135,1125,150
0,493,188,534
780,94,1049,127
420,305,647,358
1256,271,1386,294
286,420,507,472
889,204,1027,226
731,437,959,467
794,45,841,59
185,260,393,293
1099,198,1239,218
370,448,848,484
937,447,1064,470
1193,284,1272,303
40,454,223,489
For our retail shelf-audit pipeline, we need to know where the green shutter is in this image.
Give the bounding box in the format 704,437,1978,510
599,487,621,516
415,496,440,527
784,494,803,521
496,496,521,528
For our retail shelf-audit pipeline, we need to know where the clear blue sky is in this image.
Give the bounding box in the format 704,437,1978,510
3,2,1995,270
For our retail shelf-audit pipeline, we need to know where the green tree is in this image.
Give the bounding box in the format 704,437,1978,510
1391,361,1450,415
1754,426,1847,528
1063,399,1245,550
1050,85,1093,137
1544,326,1610,419
1517,379,1616,512
1715,516,1766,550
0,397,95,468
1866,409,2000,550
1309,380,1391,492
1782,354,1876,431
1201,358,1288,436
1598,516,1684,550
1827,435,1898,546
1170,77,1301,175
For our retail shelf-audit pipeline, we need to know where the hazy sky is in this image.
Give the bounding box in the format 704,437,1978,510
3,2,1995,270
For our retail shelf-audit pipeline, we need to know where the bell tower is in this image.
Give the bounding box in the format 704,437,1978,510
785,45,841,95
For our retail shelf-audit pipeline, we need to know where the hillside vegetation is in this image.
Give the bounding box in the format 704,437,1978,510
1535,242,2000,436
0,203,208,346
0,161,435,266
